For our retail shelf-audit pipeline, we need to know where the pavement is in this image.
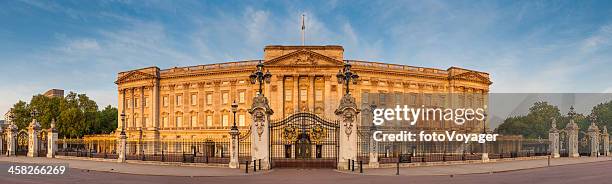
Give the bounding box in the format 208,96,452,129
1,160,612,184
351,156,612,176
0,156,610,177
0,156,259,176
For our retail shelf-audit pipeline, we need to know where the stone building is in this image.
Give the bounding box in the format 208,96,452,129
114,45,491,142
43,89,64,98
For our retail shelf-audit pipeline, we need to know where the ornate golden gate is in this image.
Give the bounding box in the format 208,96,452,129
269,112,339,168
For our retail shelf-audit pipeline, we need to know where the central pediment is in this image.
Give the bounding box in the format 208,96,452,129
264,49,344,66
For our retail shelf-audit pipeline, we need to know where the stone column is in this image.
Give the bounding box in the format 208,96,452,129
6,124,17,156
602,127,609,156
47,119,58,158
117,132,127,163
369,125,379,168
587,122,600,157
248,94,273,170
549,118,560,158
228,127,240,168
27,119,41,157
566,120,579,158
335,94,360,170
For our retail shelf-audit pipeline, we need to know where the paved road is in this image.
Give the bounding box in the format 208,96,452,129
0,160,611,184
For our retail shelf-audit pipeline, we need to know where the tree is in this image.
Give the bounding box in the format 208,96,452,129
496,101,561,138
7,91,118,138
97,105,118,134
9,101,31,130
590,101,612,133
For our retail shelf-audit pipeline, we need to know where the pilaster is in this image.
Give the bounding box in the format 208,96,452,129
47,119,58,158
335,94,360,170
27,119,41,157
549,118,560,158
249,94,273,170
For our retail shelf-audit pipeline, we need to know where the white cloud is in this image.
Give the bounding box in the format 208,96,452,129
581,24,612,53
61,39,101,52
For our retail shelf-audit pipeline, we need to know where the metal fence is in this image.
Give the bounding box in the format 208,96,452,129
125,139,230,164
357,126,551,164
238,128,252,163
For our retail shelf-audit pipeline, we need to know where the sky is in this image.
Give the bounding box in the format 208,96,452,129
1,0,611,120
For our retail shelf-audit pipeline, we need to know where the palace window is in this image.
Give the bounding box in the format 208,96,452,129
222,115,229,127
145,97,149,107
163,96,168,107
162,117,168,128
410,93,417,105
395,93,401,105
176,95,182,106
134,98,139,108
239,114,245,126
315,89,323,102
191,94,197,106
239,91,245,103
143,117,148,127
176,116,183,127
285,90,292,101
191,115,197,128
206,115,213,127
379,93,387,105
222,92,229,104
126,99,131,108
300,89,307,101
206,93,213,105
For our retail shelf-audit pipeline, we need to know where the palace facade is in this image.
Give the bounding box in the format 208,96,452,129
114,45,491,142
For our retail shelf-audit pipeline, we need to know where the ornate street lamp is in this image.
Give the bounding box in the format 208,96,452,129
231,100,238,130
120,112,126,136
336,61,359,95
7,108,15,124
249,61,272,95
30,109,39,119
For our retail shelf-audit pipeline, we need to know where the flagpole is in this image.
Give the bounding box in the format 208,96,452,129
301,14,305,46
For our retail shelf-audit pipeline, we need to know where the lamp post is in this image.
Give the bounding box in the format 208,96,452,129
336,61,359,95
8,108,15,125
231,100,239,130
481,107,489,162
229,100,240,168
118,112,127,163
30,109,39,120
120,112,126,136
249,61,272,96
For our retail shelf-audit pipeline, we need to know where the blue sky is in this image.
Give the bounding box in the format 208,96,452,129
1,0,611,118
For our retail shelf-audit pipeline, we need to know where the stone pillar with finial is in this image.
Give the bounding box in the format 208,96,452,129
549,117,560,158
335,61,360,170
27,109,41,157
248,61,273,170
587,115,600,157
565,106,579,158
47,119,58,158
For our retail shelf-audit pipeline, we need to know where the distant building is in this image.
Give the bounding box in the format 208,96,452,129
43,89,64,98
